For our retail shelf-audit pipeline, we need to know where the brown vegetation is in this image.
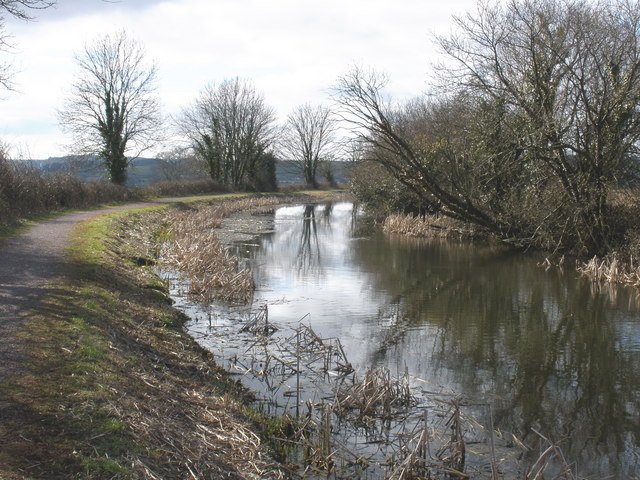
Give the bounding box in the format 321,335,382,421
0,202,288,479
577,254,640,288
223,307,583,479
383,212,480,240
160,196,294,302
0,155,227,224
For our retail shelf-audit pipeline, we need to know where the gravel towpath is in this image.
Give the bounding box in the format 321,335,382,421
0,197,207,382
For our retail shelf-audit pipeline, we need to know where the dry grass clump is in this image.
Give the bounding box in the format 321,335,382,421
383,213,478,240
112,362,285,480
577,254,640,287
336,367,414,418
162,197,285,302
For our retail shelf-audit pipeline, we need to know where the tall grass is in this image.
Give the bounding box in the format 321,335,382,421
0,157,227,224
161,197,286,302
383,213,479,240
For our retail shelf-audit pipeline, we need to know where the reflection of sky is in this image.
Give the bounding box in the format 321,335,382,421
248,203,389,366
176,202,640,479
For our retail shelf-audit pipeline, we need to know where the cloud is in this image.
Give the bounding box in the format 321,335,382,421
0,0,476,159
4,0,161,23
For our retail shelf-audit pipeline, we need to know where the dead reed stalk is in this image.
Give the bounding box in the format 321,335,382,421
577,253,640,287
161,197,284,302
383,213,477,240
524,429,579,480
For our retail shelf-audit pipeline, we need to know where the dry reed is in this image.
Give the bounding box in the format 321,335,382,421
161,197,285,302
220,308,588,479
577,253,640,287
223,313,492,478
524,429,580,480
335,367,414,418
383,213,478,240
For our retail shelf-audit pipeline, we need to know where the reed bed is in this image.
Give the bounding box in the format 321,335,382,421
383,213,478,240
335,367,414,418
161,197,285,302
208,310,580,480
577,254,640,287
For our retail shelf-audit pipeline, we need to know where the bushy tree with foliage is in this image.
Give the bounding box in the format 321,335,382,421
179,78,277,190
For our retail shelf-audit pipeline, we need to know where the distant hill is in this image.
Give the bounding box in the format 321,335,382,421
15,157,352,188
276,160,351,186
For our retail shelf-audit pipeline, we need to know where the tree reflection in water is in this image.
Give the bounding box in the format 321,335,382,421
296,205,321,275
353,234,640,477
231,203,640,478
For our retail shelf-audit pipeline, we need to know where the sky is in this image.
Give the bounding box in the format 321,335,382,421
0,0,477,160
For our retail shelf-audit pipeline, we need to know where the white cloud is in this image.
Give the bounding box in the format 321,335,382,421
0,0,475,159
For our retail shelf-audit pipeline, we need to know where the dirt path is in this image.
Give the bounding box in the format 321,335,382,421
0,197,213,382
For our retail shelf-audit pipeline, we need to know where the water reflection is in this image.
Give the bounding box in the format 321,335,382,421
195,203,640,478
355,235,640,476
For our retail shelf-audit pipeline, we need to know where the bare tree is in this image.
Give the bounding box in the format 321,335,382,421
0,0,55,89
337,0,640,255
58,31,160,185
280,104,337,188
155,146,206,182
436,0,640,254
178,78,277,189
0,0,54,19
0,22,13,90
335,68,507,233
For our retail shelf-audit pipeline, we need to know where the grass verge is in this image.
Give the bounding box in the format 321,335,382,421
0,197,293,479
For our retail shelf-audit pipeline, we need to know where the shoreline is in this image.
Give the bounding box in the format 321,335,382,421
2,192,601,479
0,193,327,479
383,211,640,291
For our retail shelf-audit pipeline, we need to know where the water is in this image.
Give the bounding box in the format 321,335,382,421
174,202,640,478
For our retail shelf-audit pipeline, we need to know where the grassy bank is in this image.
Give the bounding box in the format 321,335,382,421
0,196,295,479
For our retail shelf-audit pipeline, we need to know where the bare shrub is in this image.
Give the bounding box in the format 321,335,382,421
0,156,227,225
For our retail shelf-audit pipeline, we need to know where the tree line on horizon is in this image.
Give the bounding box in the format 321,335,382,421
55,30,340,192
2,0,640,258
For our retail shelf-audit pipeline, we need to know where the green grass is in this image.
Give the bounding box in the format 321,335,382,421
0,205,176,478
